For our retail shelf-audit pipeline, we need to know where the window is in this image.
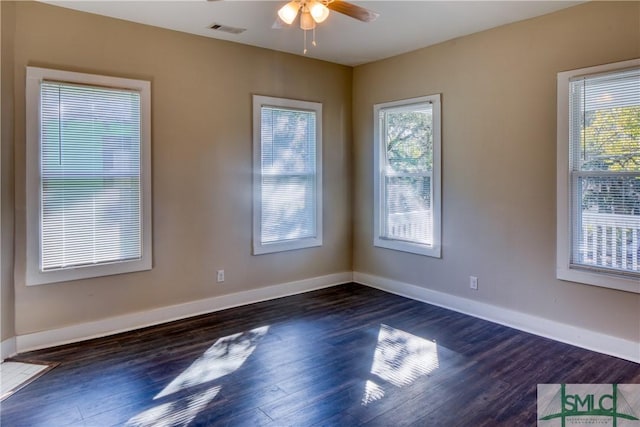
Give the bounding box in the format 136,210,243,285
252,95,322,254
557,59,640,293
373,95,442,257
25,67,152,285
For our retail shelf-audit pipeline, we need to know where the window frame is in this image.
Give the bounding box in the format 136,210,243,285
25,66,152,286
252,95,323,255
373,94,442,258
556,59,640,294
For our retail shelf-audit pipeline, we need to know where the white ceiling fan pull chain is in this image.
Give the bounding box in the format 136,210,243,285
303,29,308,54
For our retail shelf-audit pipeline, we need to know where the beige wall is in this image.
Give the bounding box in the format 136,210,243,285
9,2,352,335
353,1,640,343
1,1,16,342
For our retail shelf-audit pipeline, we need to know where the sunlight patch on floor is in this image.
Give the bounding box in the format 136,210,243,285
155,325,269,399
361,379,385,406
0,361,51,401
362,324,439,406
125,385,221,427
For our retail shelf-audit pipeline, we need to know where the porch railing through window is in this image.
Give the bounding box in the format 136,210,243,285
577,212,640,273
387,210,433,246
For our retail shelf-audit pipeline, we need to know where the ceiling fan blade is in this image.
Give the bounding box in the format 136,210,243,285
327,1,379,23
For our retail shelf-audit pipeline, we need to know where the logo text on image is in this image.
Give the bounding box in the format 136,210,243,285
538,384,640,427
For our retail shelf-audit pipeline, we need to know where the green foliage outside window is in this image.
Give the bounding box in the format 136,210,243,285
581,106,640,215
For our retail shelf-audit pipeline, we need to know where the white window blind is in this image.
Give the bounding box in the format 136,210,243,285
374,95,441,257
39,81,143,270
261,106,316,243
26,67,152,285
568,67,640,278
253,95,322,255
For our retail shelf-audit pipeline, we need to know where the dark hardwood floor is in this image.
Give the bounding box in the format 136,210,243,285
1,283,639,426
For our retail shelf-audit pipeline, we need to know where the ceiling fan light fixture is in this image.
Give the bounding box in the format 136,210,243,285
274,0,378,54
278,1,300,25
300,10,316,30
309,1,330,23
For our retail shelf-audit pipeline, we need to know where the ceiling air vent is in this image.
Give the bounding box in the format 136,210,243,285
209,23,246,35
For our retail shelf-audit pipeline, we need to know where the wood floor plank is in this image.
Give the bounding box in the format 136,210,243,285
2,283,638,426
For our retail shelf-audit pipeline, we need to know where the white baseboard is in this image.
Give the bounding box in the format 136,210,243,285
1,337,16,361
16,272,353,353
354,272,640,364
14,270,639,364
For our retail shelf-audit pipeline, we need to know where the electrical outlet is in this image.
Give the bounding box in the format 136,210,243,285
217,270,225,283
469,276,478,290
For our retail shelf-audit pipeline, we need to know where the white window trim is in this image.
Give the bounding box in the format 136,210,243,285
252,95,323,255
556,58,640,294
25,67,152,286
373,94,442,258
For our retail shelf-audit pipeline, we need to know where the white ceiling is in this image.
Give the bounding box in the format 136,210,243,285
43,0,583,66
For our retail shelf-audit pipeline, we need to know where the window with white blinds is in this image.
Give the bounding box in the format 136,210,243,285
252,95,322,254
557,59,640,293
26,67,152,285
374,95,441,257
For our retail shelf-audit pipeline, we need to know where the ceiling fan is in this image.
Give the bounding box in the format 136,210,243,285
278,0,379,28
276,0,379,53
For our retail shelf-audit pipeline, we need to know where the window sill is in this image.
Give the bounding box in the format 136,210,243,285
557,266,640,294
253,237,322,255
25,258,152,286
374,237,441,258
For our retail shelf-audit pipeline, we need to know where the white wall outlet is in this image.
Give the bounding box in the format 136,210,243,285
469,276,478,290
216,270,225,283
